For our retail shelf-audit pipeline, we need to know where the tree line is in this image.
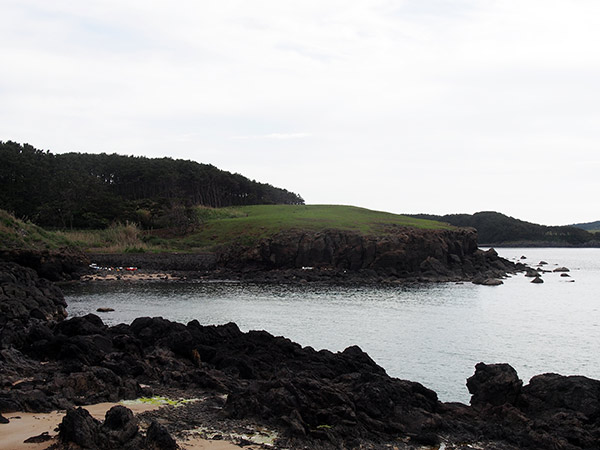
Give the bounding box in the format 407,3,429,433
0,141,304,229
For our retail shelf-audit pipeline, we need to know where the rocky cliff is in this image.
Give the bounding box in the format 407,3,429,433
217,227,519,282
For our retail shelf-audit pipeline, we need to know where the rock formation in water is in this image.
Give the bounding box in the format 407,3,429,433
2,261,598,449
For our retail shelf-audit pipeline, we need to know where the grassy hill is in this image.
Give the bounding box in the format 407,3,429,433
33,205,452,253
0,209,74,250
178,204,453,249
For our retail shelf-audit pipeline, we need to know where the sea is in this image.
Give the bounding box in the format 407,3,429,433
63,248,600,404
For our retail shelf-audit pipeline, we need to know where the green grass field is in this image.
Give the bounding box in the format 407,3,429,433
178,204,453,250
1,205,452,253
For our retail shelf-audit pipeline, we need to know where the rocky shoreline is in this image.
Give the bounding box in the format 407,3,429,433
1,261,600,449
87,228,526,285
0,225,528,286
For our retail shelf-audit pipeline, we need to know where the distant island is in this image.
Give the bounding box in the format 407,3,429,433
410,211,600,247
571,220,600,233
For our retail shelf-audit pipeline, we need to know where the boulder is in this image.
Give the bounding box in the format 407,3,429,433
553,267,570,273
145,420,178,450
524,268,540,277
522,373,600,417
466,362,522,408
531,276,544,284
102,405,139,445
58,407,102,448
473,277,503,286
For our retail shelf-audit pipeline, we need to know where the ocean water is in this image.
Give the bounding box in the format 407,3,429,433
63,248,600,403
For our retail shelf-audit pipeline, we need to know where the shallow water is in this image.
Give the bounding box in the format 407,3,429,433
64,248,600,403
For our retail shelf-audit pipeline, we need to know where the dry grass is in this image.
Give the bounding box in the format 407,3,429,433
57,222,157,253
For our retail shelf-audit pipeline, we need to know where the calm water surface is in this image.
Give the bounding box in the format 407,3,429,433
64,248,600,403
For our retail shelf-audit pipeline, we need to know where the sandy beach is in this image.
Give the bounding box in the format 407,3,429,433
0,402,247,450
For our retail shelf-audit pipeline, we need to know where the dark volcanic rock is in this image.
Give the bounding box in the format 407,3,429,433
59,407,102,448
4,261,600,449
56,405,178,450
24,431,52,443
525,268,540,277
145,420,179,450
467,362,522,408
522,373,600,418
102,405,140,446
0,262,67,327
214,228,522,283
0,249,87,281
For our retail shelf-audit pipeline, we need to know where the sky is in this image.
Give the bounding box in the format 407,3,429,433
1,0,599,226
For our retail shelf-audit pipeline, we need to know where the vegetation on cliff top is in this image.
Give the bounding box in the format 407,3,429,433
0,205,453,253
0,209,74,250
177,204,454,250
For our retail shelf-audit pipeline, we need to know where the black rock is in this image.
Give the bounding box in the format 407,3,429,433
24,431,52,443
467,362,522,408
145,420,178,450
102,405,139,445
58,407,102,448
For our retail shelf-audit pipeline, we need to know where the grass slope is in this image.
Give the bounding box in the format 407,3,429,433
0,209,74,250
179,205,453,250
2,205,452,253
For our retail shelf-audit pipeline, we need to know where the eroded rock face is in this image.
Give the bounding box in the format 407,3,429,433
217,228,519,282
0,262,67,326
0,249,87,281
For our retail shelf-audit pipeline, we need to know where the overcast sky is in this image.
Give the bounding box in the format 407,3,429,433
2,0,599,225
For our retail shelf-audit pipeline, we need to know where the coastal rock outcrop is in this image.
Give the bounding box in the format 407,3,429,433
216,228,521,282
3,262,600,449
0,249,88,281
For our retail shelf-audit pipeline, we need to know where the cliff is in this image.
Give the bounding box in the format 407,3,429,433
216,227,518,282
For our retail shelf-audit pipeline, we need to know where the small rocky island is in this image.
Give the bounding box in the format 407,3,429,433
2,260,600,449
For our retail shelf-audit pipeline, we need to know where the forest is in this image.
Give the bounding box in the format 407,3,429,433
0,141,304,229
411,211,599,246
